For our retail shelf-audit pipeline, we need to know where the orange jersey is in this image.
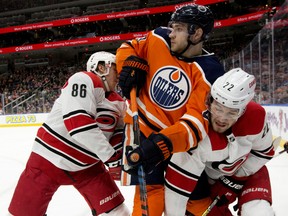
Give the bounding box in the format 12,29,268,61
116,27,225,152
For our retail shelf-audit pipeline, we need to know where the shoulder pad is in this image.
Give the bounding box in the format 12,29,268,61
194,56,225,85
153,27,171,47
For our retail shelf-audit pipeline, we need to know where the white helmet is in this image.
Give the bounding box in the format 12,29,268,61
86,51,116,76
211,68,256,115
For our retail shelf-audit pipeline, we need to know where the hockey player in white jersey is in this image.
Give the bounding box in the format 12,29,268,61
8,51,130,216
164,68,275,216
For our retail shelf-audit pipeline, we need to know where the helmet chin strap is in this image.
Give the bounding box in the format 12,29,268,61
173,37,203,57
95,67,111,92
101,76,110,92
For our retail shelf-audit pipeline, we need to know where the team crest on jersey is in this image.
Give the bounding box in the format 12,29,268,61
211,155,248,175
150,66,191,110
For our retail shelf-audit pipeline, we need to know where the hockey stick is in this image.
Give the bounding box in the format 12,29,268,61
273,141,288,158
130,87,149,216
201,195,223,216
272,136,282,150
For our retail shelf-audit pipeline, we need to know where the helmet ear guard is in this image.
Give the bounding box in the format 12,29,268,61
211,68,256,116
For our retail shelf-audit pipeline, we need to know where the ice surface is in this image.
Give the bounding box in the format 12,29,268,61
0,126,287,215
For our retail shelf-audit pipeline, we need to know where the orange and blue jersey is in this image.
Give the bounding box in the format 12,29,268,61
116,26,225,153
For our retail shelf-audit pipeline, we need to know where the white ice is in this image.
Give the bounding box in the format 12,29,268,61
0,126,287,216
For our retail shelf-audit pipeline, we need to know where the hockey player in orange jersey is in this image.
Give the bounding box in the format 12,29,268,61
116,4,225,216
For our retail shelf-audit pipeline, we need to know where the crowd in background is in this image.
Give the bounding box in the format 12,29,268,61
0,1,282,52
0,0,287,114
222,6,288,105
0,62,85,114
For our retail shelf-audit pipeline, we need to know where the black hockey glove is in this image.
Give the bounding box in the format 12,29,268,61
119,55,148,99
125,133,173,174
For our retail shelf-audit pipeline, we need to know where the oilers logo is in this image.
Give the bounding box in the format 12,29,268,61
150,66,191,110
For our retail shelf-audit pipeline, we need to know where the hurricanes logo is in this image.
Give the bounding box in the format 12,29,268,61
150,66,191,110
211,155,248,175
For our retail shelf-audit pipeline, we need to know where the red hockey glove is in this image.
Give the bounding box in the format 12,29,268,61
208,175,247,215
105,151,122,181
104,131,123,181
125,133,173,174
119,55,148,99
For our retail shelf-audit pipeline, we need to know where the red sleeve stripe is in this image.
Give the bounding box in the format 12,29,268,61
63,112,97,134
36,127,99,164
35,138,96,167
165,163,199,196
42,123,98,158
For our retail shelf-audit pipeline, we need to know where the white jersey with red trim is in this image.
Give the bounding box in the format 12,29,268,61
164,101,274,215
32,71,126,171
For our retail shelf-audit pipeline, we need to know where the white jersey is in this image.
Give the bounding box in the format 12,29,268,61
32,71,126,171
164,101,274,216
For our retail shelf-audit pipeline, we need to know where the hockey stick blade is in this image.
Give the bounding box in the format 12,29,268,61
130,88,149,216
272,136,282,150
273,141,288,158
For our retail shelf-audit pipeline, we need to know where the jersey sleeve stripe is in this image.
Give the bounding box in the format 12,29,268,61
138,109,161,132
181,119,201,143
63,109,95,119
42,123,98,158
165,163,199,197
250,150,274,160
137,98,168,129
165,179,191,197
35,137,97,166
69,123,98,136
169,161,200,179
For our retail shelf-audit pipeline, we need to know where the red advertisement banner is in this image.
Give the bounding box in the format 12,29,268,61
0,0,227,34
0,32,148,54
0,10,270,54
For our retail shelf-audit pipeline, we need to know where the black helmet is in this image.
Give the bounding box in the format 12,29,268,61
170,4,214,39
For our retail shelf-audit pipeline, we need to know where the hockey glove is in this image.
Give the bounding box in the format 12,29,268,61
125,133,173,174
105,151,122,181
119,55,148,99
208,175,247,215
104,132,124,181
218,175,246,195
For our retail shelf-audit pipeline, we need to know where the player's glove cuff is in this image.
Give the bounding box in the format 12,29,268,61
219,175,246,193
119,55,148,99
125,133,173,174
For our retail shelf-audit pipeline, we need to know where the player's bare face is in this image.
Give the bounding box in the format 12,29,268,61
106,64,119,91
210,101,239,133
168,22,189,53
